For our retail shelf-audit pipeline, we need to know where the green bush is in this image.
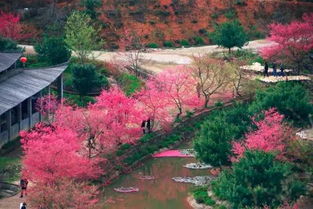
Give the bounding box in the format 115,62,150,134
71,64,108,96
180,39,190,47
193,36,205,45
211,150,306,209
0,36,21,52
117,73,142,96
163,41,175,48
146,43,159,48
249,82,313,127
193,187,216,206
35,36,71,65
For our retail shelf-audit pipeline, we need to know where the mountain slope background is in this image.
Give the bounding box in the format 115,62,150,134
1,0,313,49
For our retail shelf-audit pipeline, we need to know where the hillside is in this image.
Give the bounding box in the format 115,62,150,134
1,0,313,49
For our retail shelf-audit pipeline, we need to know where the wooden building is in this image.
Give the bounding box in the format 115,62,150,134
0,52,67,148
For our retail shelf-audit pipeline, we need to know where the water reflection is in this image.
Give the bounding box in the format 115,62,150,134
102,157,210,209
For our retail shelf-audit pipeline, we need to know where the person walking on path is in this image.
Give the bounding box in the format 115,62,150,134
20,202,27,209
272,63,277,77
263,62,269,77
280,64,285,76
141,120,146,134
20,178,28,198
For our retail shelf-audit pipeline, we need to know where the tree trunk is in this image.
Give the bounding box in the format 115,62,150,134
204,98,209,108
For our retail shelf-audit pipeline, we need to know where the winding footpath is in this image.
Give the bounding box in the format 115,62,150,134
20,39,273,74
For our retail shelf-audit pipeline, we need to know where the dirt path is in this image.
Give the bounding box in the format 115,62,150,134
19,39,274,74
0,193,28,209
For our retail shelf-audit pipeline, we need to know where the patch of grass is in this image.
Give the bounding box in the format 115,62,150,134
0,157,21,182
63,92,95,107
232,49,264,64
193,186,216,206
117,73,143,96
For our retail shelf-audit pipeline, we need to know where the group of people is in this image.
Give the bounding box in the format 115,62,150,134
263,62,285,77
19,178,28,209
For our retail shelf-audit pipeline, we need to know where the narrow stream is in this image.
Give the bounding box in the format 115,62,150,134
102,151,210,209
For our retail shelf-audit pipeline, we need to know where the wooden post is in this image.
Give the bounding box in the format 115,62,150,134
28,97,32,128
5,110,11,142
39,91,42,122
17,103,22,131
57,74,64,100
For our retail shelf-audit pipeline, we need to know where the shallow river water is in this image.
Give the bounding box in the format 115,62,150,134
102,156,210,209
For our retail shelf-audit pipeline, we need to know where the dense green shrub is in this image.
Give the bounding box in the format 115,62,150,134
210,20,248,53
193,36,205,45
72,64,108,96
193,113,237,167
194,104,253,166
180,39,190,47
249,82,313,127
117,73,142,96
0,36,20,52
211,150,306,209
163,41,175,48
35,36,71,65
193,187,216,206
146,43,159,48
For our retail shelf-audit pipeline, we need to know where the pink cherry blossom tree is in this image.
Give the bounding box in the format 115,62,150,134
21,124,101,184
27,178,99,209
142,66,202,120
260,13,313,74
231,108,291,161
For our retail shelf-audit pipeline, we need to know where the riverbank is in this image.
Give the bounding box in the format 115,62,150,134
187,195,211,209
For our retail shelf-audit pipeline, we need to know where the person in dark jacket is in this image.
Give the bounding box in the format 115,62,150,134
263,62,269,77
141,120,146,134
272,63,277,77
280,64,285,76
20,202,27,209
20,178,28,198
